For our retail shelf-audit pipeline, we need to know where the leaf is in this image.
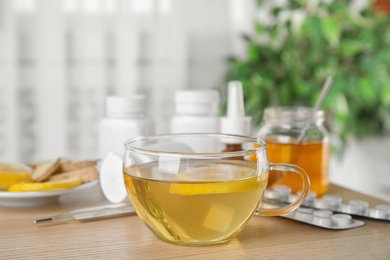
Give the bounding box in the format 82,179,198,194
321,17,341,48
339,40,362,56
358,77,376,104
272,7,282,17
302,16,321,40
255,22,264,34
328,2,348,13
248,43,261,62
379,84,390,106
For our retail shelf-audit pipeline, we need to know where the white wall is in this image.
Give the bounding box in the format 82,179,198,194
0,0,254,163
330,138,390,202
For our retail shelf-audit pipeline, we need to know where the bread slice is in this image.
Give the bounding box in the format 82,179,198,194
57,160,98,173
29,157,70,170
32,159,61,182
49,166,99,184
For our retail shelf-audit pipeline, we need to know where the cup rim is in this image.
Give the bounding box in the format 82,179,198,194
124,133,267,157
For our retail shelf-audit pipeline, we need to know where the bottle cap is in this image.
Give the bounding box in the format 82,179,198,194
99,153,128,204
174,90,220,116
220,81,252,137
106,95,146,118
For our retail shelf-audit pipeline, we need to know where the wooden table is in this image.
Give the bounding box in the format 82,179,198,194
1,184,389,259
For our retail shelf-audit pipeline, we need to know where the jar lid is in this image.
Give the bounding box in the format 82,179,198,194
263,106,324,123
106,95,146,118
174,90,220,115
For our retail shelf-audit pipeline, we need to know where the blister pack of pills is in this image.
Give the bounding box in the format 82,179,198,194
261,185,390,229
283,207,364,229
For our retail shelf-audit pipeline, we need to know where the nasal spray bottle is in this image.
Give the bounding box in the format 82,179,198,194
220,81,252,151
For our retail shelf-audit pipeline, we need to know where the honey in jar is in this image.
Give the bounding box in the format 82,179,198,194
257,107,330,196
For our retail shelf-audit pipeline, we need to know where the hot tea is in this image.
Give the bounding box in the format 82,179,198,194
124,160,268,245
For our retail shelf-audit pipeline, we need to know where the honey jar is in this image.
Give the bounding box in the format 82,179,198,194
257,106,330,196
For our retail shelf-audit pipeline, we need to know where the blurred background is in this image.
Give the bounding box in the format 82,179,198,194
0,0,389,200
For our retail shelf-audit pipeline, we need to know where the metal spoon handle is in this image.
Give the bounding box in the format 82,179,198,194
296,76,334,143
313,76,334,112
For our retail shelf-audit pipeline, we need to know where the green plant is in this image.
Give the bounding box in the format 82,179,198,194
222,0,390,151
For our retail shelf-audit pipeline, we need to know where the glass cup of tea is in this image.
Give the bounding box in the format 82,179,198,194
123,133,310,246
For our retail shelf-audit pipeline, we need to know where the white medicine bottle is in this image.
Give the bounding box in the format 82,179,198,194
170,89,220,134
99,95,154,159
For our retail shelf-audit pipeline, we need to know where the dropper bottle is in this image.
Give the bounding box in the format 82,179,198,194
220,81,252,152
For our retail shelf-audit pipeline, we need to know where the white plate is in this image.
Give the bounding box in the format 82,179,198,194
0,181,99,207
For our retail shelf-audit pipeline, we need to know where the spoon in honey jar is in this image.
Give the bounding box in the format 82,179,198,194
296,76,334,143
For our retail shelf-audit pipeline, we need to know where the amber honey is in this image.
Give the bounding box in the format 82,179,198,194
265,138,330,196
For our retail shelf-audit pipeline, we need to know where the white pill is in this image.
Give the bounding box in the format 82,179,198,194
313,217,332,227
313,216,332,227
297,207,314,214
311,210,333,227
348,200,369,215
313,210,333,218
323,195,343,207
286,194,298,203
273,185,292,202
273,185,292,193
369,208,387,219
331,214,353,227
299,191,317,207
285,211,296,218
264,190,280,200
314,199,334,210
375,205,390,213
340,203,362,215
349,200,369,208
295,208,314,222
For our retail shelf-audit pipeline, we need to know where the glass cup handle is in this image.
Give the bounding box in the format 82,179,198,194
256,163,310,216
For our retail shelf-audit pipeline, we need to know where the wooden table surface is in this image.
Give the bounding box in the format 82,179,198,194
1,184,389,259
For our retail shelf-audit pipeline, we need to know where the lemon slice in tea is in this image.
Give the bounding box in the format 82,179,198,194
169,164,264,195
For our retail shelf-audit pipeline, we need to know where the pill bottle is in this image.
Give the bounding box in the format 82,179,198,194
170,89,220,134
170,89,220,152
99,95,154,204
257,106,330,196
99,95,154,159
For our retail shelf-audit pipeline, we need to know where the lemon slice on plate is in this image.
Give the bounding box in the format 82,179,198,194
0,163,33,190
8,177,82,192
